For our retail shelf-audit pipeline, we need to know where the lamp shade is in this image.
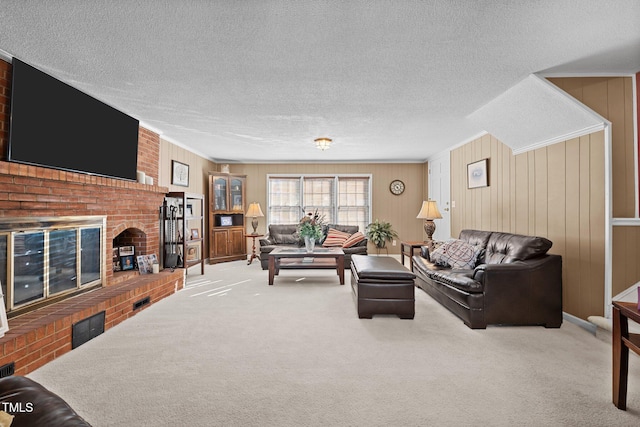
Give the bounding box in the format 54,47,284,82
246,202,264,217
416,200,442,220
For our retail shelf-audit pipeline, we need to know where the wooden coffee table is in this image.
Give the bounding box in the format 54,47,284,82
268,247,345,286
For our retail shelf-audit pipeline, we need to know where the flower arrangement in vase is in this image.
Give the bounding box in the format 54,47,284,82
298,209,325,252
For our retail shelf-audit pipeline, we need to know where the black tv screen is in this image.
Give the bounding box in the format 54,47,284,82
8,58,139,181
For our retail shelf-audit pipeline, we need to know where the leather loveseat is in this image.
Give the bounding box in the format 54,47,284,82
0,375,91,426
259,224,368,270
412,229,562,329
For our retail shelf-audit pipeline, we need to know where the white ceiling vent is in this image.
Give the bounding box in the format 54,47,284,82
467,74,608,154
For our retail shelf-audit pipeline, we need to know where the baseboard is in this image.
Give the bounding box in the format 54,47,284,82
563,312,597,335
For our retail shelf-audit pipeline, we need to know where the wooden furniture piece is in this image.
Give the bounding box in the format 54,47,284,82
612,300,640,410
267,247,345,286
246,233,263,265
400,240,425,270
209,173,247,263
165,192,205,275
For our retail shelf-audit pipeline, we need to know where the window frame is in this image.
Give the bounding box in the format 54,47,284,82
266,174,372,231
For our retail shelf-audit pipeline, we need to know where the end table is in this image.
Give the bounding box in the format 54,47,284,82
400,241,425,270
247,234,263,265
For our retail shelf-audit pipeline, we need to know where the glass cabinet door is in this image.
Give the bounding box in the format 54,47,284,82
230,178,243,212
213,177,227,211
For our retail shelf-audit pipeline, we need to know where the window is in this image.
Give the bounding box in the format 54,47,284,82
268,175,371,232
0,216,105,313
303,177,334,223
337,178,370,231
268,177,301,224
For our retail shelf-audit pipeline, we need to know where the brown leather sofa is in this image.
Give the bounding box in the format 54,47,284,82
412,229,562,329
259,224,368,270
0,375,91,426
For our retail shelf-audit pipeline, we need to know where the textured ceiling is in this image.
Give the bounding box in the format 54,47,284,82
1,1,639,163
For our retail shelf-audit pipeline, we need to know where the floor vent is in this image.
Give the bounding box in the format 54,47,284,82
0,362,14,378
133,296,151,311
72,311,105,349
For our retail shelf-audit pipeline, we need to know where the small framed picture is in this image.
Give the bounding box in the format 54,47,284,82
186,243,200,261
220,216,233,226
172,160,189,187
136,255,151,274
112,248,121,271
118,245,135,257
467,158,489,189
120,255,135,271
191,228,199,239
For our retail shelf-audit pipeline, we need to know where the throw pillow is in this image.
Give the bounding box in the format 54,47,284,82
342,231,365,248
430,239,482,269
323,228,351,247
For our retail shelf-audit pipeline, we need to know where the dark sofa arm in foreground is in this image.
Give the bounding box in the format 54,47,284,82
0,375,91,426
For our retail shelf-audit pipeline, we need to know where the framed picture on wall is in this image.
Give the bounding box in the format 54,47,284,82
467,158,489,189
172,160,189,187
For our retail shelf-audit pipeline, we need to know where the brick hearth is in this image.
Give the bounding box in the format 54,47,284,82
0,269,184,376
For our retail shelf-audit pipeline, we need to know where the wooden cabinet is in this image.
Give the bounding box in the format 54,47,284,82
164,192,205,274
209,174,246,263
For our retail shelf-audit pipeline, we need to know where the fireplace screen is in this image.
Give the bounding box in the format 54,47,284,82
81,228,101,285
13,232,45,306
49,229,77,295
1,216,105,313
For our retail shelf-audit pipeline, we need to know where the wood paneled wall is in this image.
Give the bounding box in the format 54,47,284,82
158,139,216,195
550,76,639,303
230,163,428,254
549,77,636,218
612,226,640,296
451,132,606,320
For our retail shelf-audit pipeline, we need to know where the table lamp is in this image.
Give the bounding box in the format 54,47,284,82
246,202,264,234
416,200,442,242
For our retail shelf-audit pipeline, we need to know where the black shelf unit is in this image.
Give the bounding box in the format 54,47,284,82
163,192,205,275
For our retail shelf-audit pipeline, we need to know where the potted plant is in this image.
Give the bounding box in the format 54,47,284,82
365,219,398,248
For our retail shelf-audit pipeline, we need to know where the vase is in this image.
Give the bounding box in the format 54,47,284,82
304,236,316,253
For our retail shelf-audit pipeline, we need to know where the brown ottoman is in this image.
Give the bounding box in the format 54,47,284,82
350,255,416,319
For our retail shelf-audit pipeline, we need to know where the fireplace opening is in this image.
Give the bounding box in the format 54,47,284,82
112,227,148,272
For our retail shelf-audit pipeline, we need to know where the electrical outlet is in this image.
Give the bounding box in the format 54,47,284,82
392,240,397,246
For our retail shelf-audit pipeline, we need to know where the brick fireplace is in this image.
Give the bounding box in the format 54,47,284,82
0,58,185,375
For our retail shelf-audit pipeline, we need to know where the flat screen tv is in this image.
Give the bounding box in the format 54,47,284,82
8,58,139,181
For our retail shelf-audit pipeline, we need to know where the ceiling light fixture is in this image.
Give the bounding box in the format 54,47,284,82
314,137,332,151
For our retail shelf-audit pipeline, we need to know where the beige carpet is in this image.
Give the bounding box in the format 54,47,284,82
29,259,640,426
